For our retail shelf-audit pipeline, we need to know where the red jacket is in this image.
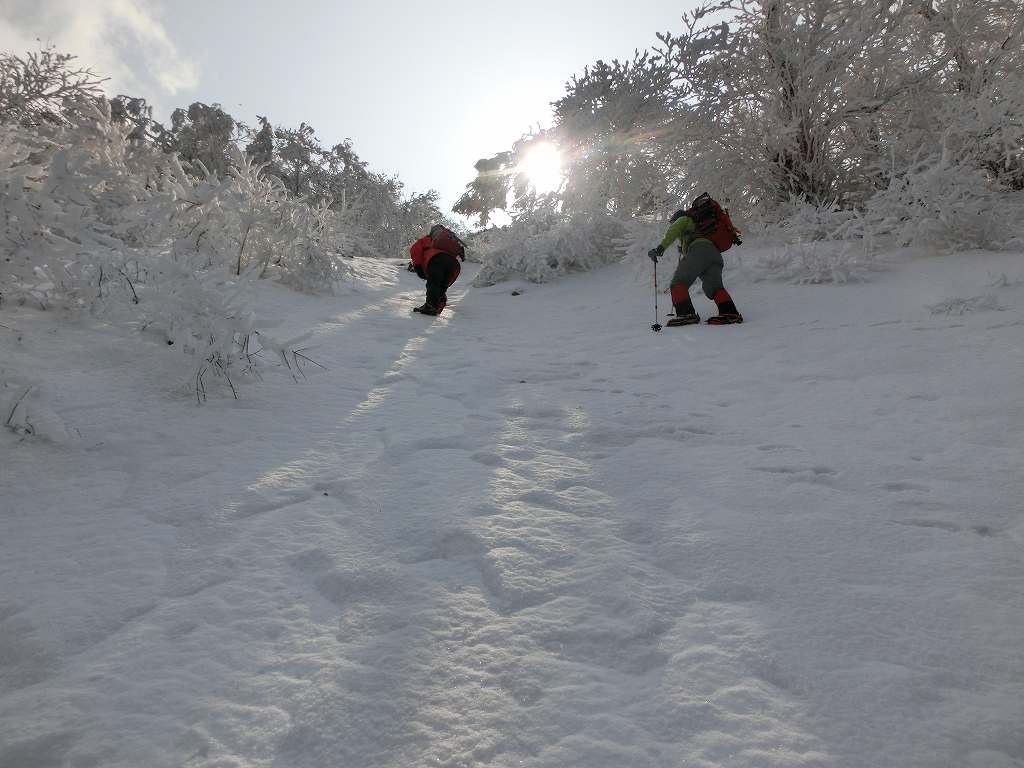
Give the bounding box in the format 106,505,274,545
409,236,442,272
410,236,460,285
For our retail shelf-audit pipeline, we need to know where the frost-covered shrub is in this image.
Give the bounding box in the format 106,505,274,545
0,98,355,299
767,200,867,244
163,148,354,291
926,294,1002,316
472,215,626,286
0,98,350,395
618,217,664,264
864,159,1024,251
0,102,153,308
751,239,879,285
745,200,879,284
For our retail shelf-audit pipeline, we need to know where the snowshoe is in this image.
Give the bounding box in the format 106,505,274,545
707,313,743,325
666,313,700,327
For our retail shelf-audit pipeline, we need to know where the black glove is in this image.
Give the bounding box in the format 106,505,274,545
648,244,664,263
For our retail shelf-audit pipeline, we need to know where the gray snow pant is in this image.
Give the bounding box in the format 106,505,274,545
670,238,724,299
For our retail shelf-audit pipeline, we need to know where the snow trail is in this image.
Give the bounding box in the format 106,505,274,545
3,253,1024,767
208,267,831,768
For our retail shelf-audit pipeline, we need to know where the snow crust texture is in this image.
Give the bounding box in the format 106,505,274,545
2,253,1024,768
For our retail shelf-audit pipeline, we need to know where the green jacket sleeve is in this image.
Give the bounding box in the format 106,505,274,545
660,216,696,251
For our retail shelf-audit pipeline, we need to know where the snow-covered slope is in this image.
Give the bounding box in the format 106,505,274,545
2,249,1023,768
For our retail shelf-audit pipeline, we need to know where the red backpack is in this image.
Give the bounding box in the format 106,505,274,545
430,225,466,261
681,193,742,252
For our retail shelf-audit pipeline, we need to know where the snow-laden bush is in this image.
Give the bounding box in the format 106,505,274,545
0,103,148,309
618,217,664,263
0,99,349,395
751,239,880,285
927,294,1003,316
766,199,867,244
472,215,627,286
742,200,879,284
864,158,1024,252
164,148,354,292
1,95,356,307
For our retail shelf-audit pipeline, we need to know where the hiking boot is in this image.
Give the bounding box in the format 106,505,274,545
414,302,440,315
707,312,743,325
666,313,700,327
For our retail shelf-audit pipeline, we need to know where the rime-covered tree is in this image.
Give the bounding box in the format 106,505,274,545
454,151,516,226
168,102,241,178
0,46,106,126
245,115,275,167
467,0,1024,217
553,52,674,217
273,122,325,198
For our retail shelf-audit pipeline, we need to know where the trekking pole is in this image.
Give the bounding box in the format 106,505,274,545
651,260,663,332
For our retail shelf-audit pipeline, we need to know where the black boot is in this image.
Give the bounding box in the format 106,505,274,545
673,295,696,317
708,289,743,324
667,294,699,326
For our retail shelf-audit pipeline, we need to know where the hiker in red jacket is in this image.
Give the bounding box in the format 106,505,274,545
409,225,465,315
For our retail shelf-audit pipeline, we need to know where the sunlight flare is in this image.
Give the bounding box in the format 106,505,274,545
521,142,563,194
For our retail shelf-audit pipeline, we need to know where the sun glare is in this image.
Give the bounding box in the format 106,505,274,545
521,142,563,194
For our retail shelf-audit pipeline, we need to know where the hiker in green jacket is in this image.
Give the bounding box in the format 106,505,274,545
648,195,744,326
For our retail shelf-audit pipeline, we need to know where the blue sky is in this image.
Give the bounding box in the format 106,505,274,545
1,0,698,215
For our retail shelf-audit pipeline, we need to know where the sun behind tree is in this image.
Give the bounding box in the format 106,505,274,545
520,141,563,194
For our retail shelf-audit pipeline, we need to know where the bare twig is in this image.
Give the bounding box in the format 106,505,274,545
236,224,251,276
213,359,238,399
196,367,207,404
241,334,266,365
118,268,139,304
5,386,33,428
293,348,327,374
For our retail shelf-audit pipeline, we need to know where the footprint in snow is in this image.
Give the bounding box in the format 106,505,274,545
515,489,574,513
469,450,504,467
230,487,317,519
408,435,471,452
882,481,930,492
894,519,961,533
400,529,487,564
753,465,836,476
286,547,335,574
314,567,405,609
896,519,998,538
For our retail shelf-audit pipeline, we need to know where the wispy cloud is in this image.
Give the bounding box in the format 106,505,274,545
0,0,198,101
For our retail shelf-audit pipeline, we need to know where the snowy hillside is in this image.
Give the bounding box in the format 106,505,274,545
2,247,1023,768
